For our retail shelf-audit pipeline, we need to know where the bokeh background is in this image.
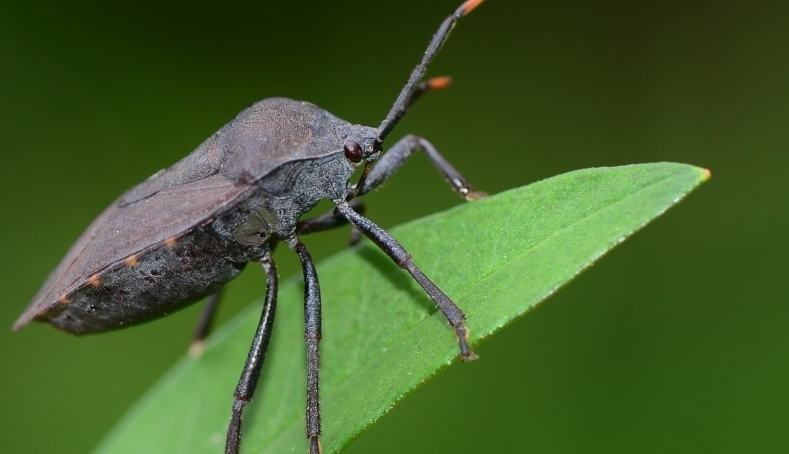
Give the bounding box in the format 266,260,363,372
1,0,786,453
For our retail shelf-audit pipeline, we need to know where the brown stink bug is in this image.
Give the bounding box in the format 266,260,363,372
14,1,488,453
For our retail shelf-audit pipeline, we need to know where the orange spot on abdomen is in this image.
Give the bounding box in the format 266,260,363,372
125,255,139,267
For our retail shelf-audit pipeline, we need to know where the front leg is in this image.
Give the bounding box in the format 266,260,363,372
286,236,324,454
357,134,487,201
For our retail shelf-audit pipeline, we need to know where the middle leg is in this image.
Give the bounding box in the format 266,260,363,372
335,201,477,361
296,198,365,246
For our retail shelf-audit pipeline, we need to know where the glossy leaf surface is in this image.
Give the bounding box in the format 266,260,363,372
94,163,709,454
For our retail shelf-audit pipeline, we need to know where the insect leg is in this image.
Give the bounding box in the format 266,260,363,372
286,236,324,454
297,198,365,245
357,134,487,202
335,201,478,361
226,251,278,454
188,291,222,358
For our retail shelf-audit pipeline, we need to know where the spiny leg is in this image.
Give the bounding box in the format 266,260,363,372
226,251,278,454
189,290,222,358
286,236,324,454
296,198,365,246
357,134,486,201
335,201,477,361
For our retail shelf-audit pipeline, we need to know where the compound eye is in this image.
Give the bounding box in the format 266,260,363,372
343,140,363,163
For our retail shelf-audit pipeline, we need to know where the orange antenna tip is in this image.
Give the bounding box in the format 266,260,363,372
426,76,453,90
460,0,486,15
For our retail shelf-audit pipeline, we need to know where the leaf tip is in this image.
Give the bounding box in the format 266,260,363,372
700,167,712,182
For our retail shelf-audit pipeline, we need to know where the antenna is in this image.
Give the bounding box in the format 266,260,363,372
374,0,486,150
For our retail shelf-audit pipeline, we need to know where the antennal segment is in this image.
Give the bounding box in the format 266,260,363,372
374,0,486,150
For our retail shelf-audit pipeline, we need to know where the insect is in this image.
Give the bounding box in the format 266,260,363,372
14,1,488,453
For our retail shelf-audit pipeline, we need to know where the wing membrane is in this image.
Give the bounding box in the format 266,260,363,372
15,172,251,329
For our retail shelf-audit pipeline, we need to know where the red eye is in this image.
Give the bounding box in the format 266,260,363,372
343,140,363,163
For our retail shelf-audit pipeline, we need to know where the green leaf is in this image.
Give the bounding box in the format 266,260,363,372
93,163,709,454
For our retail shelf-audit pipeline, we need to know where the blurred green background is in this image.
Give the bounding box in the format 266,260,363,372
1,0,786,453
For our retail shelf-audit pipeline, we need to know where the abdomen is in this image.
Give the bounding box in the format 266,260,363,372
42,226,247,334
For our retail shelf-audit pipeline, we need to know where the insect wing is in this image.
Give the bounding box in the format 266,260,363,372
14,171,251,330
